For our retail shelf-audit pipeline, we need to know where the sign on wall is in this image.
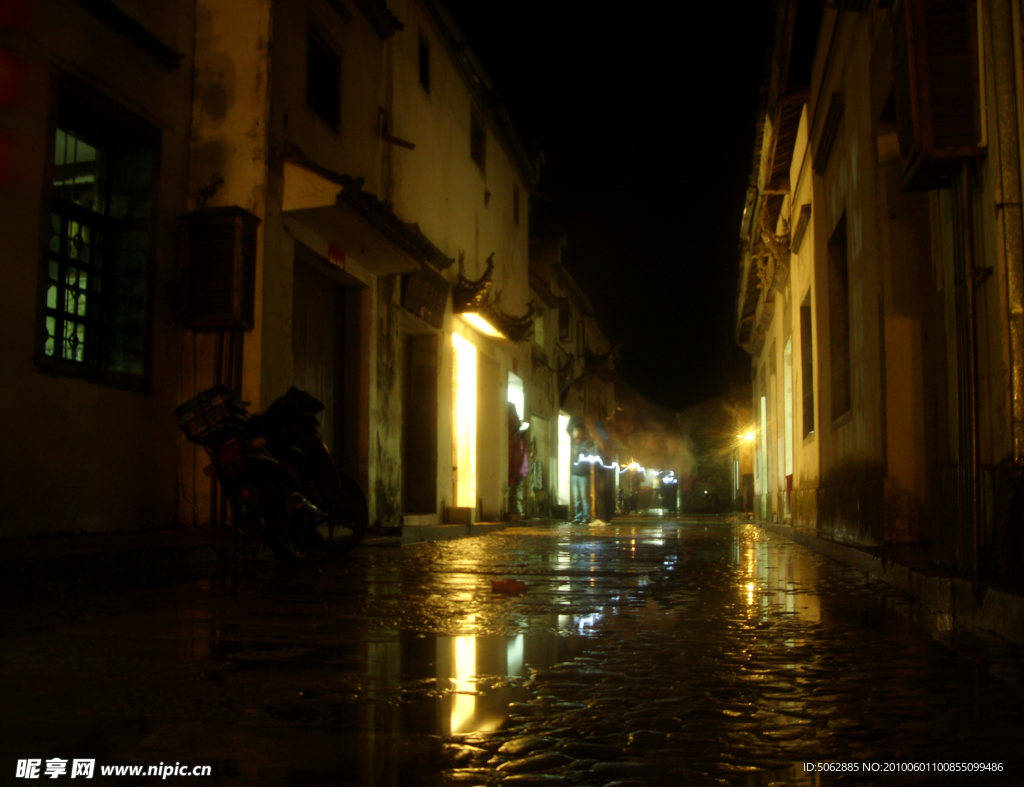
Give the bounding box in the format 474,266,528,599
401,266,450,329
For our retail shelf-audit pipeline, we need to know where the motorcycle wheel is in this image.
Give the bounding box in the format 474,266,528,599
306,464,369,555
260,512,310,561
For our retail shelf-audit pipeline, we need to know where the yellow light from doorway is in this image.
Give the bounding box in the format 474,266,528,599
452,333,478,508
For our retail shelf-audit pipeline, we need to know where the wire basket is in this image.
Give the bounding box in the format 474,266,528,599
177,386,238,443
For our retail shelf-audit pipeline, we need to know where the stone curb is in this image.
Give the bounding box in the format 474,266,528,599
758,520,1024,645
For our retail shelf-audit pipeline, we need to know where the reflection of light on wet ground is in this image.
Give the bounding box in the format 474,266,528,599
450,635,476,734
428,627,592,735
12,518,1023,787
507,634,524,676
559,611,603,634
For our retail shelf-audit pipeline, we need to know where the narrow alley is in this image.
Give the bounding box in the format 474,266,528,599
4,519,1022,785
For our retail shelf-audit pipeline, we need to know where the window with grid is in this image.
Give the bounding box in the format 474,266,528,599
41,86,156,384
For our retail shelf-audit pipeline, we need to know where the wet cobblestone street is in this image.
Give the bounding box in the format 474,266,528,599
3,519,1024,786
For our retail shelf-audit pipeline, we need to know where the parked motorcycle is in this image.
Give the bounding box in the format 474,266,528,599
176,385,368,560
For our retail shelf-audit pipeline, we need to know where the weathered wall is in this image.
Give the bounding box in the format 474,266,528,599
259,0,538,525
0,0,195,537
388,0,531,315
179,0,273,526
807,11,889,544
789,106,821,528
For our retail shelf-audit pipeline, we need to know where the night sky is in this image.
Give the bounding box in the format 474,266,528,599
441,2,773,411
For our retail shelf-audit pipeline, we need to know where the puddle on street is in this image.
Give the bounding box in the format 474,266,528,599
3,519,1023,785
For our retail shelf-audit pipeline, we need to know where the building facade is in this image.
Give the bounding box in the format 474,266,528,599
0,0,196,538
528,233,617,520
737,0,1024,578
0,0,572,538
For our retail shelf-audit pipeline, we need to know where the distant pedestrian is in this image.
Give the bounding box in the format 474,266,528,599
627,465,644,514
660,471,678,515
569,421,597,524
508,404,529,516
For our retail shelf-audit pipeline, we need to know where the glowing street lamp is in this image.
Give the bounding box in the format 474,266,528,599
460,310,505,338
451,253,534,341
453,253,506,339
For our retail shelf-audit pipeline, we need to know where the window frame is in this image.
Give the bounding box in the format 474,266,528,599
470,107,486,173
828,212,852,420
558,299,570,341
35,72,160,393
306,21,342,132
418,33,430,94
800,291,815,438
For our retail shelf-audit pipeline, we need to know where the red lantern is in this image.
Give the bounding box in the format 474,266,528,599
0,0,30,31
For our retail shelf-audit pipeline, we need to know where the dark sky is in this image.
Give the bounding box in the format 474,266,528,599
441,2,772,411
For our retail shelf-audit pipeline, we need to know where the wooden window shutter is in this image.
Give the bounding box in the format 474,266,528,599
181,206,259,329
893,0,980,190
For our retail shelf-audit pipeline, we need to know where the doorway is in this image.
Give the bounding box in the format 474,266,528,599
451,333,477,509
403,334,438,514
293,256,343,449
292,242,367,484
557,412,571,512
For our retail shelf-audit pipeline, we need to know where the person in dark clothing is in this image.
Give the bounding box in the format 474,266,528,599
660,471,678,515
570,423,597,524
626,465,644,514
508,404,529,516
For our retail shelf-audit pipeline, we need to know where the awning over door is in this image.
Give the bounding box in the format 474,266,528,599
282,149,453,277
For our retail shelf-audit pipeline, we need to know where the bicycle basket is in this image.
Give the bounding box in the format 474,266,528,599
176,386,239,442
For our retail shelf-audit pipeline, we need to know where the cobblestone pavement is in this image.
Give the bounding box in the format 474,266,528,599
3,519,1024,786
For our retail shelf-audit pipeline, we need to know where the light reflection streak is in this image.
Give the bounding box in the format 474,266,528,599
575,455,675,482
450,634,476,734
451,333,477,508
507,634,524,677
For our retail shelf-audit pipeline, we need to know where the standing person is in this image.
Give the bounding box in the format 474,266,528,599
660,471,678,515
627,464,644,514
594,421,615,524
508,404,529,517
569,421,597,524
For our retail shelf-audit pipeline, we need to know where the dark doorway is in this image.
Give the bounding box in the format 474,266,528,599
293,243,367,484
293,256,343,450
403,334,438,514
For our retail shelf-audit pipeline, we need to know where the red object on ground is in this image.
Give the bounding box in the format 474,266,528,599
491,578,527,594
